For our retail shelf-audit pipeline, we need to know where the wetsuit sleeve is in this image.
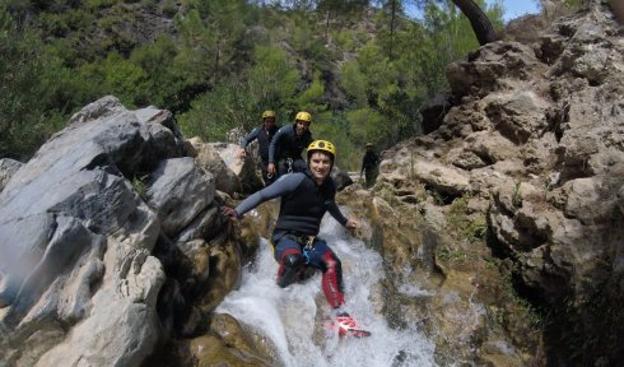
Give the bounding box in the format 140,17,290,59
240,128,260,148
306,132,313,147
234,173,305,217
361,155,366,175
268,127,287,164
327,201,349,226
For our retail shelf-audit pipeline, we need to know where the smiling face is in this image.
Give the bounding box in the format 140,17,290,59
308,151,332,183
263,117,276,130
295,120,310,136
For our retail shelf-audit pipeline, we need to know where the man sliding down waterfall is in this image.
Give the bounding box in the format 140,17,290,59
223,139,371,338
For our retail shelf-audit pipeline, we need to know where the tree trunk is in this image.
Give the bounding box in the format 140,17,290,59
451,0,498,45
389,0,397,59
324,10,331,43
214,40,220,84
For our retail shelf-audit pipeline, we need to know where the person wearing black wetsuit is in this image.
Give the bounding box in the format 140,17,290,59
267,111,313,178
360,143,379,188
240,110,279,185
223,140,369,337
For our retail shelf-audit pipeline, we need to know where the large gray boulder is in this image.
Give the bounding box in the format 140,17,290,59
0,158,23,193
209,142,263,194
446,41,543,98
188,137,242,196
0,96,215,366
147,157,215,237
188,137,262,195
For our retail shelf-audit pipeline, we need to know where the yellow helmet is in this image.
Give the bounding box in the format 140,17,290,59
307,140,336,160
262,110,276,119
295,111,312,123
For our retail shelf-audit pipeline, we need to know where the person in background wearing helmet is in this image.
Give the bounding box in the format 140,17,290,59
222,140,370,337
360,143,379,188
267,111,313,178
239,110,280,185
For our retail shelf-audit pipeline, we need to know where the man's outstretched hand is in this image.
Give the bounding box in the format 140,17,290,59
267,163,276,176
221,206,239,221
345,217,359,231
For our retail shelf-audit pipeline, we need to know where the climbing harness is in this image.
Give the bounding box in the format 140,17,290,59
301,235,315,264
286,157,294,174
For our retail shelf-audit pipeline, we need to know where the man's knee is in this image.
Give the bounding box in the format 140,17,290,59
283,253,304,268
322,251,341,272
277,253,305,288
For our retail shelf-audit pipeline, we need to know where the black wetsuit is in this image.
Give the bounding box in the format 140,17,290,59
234,170,348,308
240,125,279,185
361,150,379,188
268,124,313,177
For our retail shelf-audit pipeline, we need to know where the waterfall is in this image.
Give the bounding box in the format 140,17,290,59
217,211,436,367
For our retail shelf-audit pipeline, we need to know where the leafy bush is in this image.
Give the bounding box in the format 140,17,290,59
313,114,360,170
346,108,388,148
0,6,70,159
0,0,505,163
339,61,367,107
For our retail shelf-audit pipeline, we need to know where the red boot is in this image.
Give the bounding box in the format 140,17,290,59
334,312,371,338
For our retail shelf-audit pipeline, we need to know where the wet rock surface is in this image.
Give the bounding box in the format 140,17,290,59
0,97,256,366
376,3,624,365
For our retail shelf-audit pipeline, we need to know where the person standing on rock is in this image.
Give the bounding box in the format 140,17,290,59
360,143,379,188
267,111,313,178
239,110,280,186
223,140,370,337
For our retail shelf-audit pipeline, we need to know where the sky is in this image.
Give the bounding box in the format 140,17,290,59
407,1,542,23
491,0,541,21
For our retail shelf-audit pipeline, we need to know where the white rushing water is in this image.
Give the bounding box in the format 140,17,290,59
216,213,436,367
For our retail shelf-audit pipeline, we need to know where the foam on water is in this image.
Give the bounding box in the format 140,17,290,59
217,214,436,367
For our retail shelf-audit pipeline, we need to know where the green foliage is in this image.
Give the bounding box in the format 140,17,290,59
76,52,150,108
101,52,150,107
178,82,248,141
446,195,487,243
313,114,359,170
291,20,334,71
247,46,300,116
85,0,119,10
332,29,356,52
340,61,367,107
562,0,585,9
162,0,178,17
131,174,149,200
0,5,68,159
181,0,251,82
129,35,180,109
296,74,326,112
0,0,506,163
512,181,523,208
346,108,387,147
356,42,398,97
436,245,470,263
178,45,301,141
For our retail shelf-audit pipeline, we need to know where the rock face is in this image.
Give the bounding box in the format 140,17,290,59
189,137,262,196
0,158,23,193
378,3,624,365
0,96,245,366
